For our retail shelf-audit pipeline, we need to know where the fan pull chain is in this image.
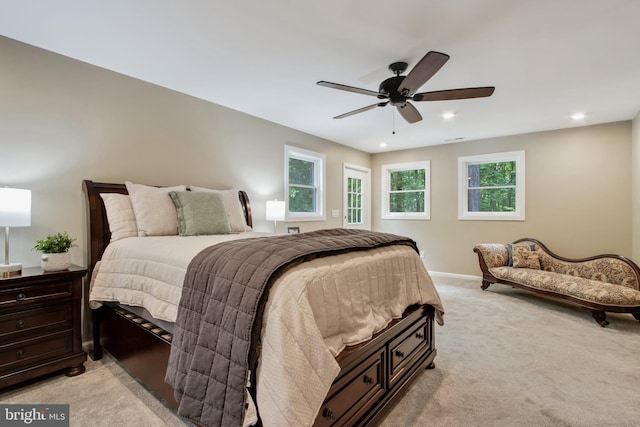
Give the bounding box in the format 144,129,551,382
392,108,396,135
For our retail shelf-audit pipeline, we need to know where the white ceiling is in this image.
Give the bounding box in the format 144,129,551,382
1,0,639,153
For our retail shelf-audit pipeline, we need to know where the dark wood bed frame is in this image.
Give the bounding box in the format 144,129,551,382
83,180,437,426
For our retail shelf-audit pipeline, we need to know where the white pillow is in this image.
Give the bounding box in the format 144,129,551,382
125,181,187,236
100,193,138,242
189,186,251,232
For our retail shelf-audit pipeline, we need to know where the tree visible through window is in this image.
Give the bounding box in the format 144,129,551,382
382,161,430,220
458,151,525,220
347,177,362,224
288,157,316,213
390,169,425,213
285,145,325,220
467,161,516,212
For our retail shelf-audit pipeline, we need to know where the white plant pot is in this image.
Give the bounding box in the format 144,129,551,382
41,252,72,272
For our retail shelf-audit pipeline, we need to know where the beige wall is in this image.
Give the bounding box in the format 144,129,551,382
1,36,636,278
371,122,633,276
633,111,640,261
0,36,370,268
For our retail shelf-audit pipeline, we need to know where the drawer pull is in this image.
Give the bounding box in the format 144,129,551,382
395,350,405,358
322,408,336,420
415,332,424,340
363,375,373,384
16,319,26,329
16,293,26,301
16,349,25,358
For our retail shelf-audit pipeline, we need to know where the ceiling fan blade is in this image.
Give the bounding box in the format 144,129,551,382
334,102,388,119
317,81,382,97
413,87,495,101
398,51,450,96
396,102,422,123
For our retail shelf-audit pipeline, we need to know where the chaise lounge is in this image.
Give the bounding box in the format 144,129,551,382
473,238,640,327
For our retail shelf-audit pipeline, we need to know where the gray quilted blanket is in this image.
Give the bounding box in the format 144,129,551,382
164,228,417,427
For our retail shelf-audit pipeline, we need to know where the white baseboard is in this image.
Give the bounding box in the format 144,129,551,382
429,271,481,282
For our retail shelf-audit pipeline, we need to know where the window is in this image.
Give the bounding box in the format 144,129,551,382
381,161,430,220
347,176,362,224
458,151,525,220
285,145,325,220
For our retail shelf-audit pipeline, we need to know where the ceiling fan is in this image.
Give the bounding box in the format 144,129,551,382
317,51,495,124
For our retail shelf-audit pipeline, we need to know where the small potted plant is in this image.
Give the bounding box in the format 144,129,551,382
33,232,76,271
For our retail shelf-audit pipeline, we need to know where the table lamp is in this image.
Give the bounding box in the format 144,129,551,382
265,200,285,233
0,188,32,276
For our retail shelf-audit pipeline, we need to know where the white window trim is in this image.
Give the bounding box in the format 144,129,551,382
457,150,525,221
285,145,325,221
381,160,430,220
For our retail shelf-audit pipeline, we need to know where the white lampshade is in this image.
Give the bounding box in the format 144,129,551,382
0,188,32,227
265,200,285,222
1,187,31,276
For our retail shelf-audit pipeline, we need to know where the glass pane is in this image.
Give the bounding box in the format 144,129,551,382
347,176,363,224
289,158,315,186
389,192,424,213
289,186,316,212
390,169,425,191
347,207,362,224
468,161,516,188
467,188,516,212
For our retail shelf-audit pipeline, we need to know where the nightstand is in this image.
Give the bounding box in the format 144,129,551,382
0,265,87,389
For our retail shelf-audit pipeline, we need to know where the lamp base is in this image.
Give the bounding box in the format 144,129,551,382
0,262,22,277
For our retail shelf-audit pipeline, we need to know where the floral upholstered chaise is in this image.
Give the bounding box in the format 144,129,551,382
473,238,640,327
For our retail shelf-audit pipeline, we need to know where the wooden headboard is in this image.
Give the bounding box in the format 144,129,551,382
82,180,253,277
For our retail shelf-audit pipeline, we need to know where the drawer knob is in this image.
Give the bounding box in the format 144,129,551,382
16,293,26,301
363,375,373,384
16,319,25,329
16,349,25,358
322,408,336,420
415,333,424,340
395,350,405,358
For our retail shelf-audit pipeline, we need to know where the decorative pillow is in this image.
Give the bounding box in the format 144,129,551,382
507,243,535,266
125,181,186,237
100,193,137,241
512,246,541,269
189,186,251,232
169,191,233,236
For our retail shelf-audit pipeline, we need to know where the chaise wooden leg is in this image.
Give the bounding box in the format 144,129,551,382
632,313,640,322
584,308,609,327
481,280,492,290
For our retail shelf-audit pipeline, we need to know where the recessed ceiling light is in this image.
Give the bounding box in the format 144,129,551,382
379,142,387,148
571,112,586,120
442,112,456,120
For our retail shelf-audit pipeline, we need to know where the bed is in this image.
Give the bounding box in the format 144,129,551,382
83,179,444,427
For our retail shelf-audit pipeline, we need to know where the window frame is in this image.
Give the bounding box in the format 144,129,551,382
381,160,430,220
457,150,525,221
285,145,325,221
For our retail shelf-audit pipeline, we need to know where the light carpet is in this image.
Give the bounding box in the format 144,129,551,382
2,275,639,426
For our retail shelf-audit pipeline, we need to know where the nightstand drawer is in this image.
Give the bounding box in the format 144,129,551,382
0,281,73,309
0,304,73,341
0,331,73,374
